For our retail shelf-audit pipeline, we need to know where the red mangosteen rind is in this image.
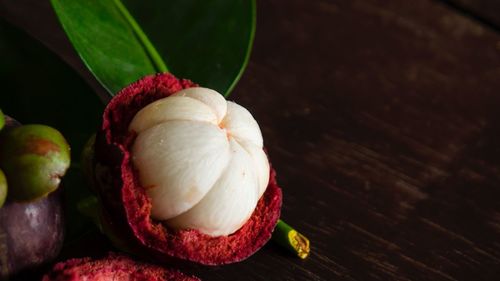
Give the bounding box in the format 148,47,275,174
42,253,200,281
0,116,64,280
92,73,282,265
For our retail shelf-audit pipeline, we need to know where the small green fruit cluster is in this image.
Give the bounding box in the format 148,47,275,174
0,110,70,207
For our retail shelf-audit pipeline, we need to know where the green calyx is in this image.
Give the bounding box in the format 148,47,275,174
0,124,71,201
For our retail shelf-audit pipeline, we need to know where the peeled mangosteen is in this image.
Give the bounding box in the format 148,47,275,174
42,253,199,281
0,116,67,279
90,73,282,265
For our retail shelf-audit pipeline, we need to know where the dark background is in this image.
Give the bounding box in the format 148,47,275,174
2,0,500,280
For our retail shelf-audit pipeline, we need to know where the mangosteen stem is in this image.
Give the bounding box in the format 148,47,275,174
272,220,310,259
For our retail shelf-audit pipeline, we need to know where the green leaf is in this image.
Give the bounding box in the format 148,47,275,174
123,0,256,96
50,0,255,97
50,0,161,95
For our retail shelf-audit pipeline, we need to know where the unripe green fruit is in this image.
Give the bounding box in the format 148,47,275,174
0,168,7,207
0,124,70,201
0,109,5,131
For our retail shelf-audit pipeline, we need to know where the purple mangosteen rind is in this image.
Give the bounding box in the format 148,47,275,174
91,73,283,265
0,116,65,280
42,253,200,281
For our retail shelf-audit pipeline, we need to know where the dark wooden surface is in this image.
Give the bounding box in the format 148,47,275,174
3,0,500,280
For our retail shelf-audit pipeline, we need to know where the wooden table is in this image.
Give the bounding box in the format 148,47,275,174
2,0,500,280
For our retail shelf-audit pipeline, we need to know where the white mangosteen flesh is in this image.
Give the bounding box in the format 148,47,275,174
129,87,270,236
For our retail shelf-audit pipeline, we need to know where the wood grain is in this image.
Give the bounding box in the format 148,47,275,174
232,0,500,280
3,0,500,280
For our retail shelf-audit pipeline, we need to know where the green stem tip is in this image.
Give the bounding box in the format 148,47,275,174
272,219,310,259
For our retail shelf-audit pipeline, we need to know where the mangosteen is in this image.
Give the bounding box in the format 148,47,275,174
0,115,68,279
0,124,70,201
90,73,282,265
42,253,199,281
